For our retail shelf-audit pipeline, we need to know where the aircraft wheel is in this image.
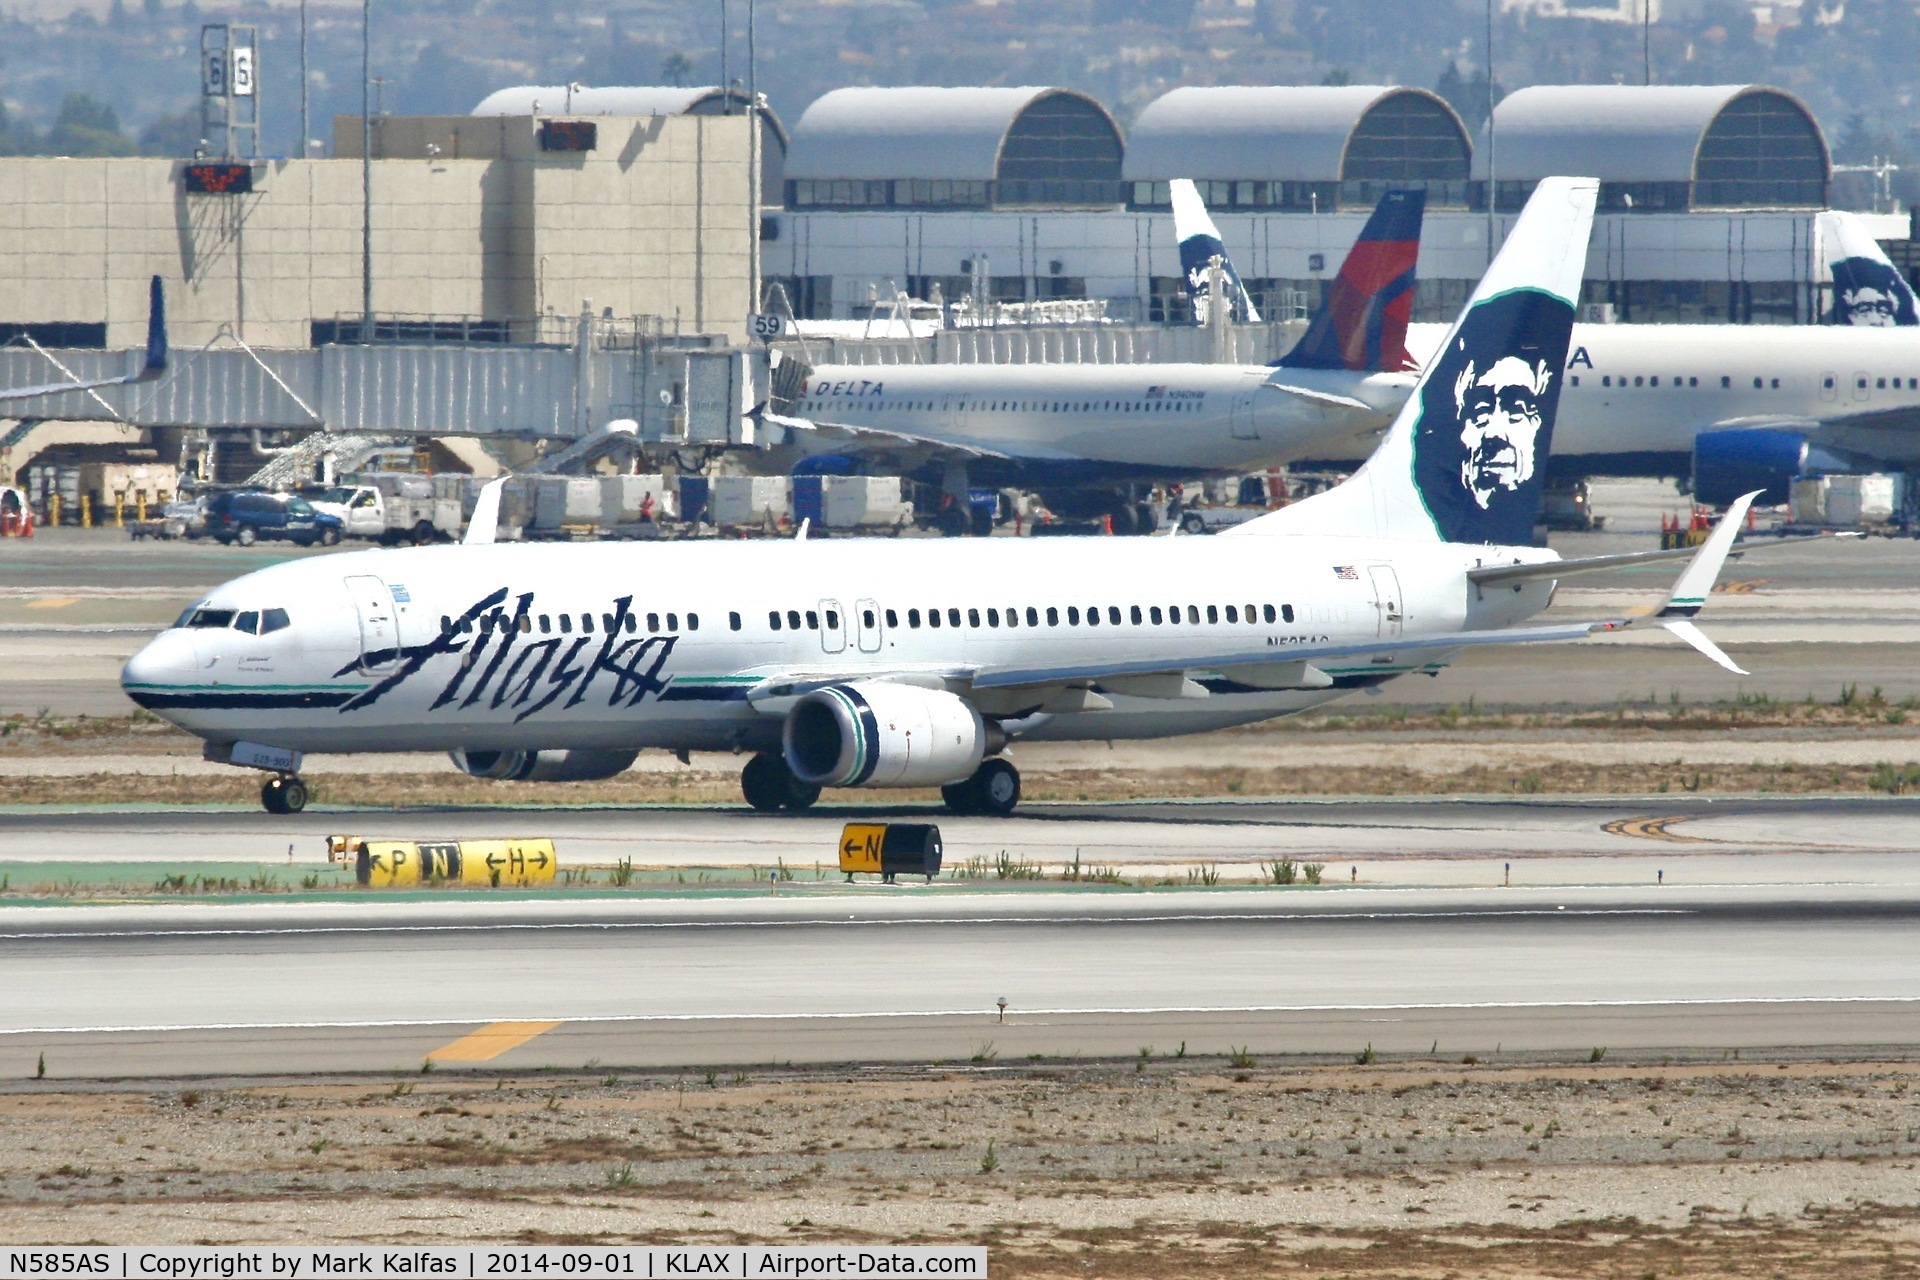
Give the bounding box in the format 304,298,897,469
784,779,821,812
741,754,789,813
261,775,307,814
940,780,978,815
970,758,1021,817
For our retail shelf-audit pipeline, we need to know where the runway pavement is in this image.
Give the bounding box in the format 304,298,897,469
0,794,1917,1079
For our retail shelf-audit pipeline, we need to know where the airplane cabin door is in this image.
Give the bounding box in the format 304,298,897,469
818,599,848,653
1820,371,1839,402
344,574,400,674
854,598,883,653
1229,390,1259,439
1853,370,1871,402
1367,565,1403,639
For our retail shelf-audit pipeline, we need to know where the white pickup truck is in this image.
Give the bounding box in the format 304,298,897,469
311,475,463,545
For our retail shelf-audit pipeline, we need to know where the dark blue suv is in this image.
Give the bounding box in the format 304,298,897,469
203,490,344,548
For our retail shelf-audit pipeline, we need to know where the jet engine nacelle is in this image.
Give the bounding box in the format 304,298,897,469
783,681,1001,788
1692,428,1856,508
449,748,638,782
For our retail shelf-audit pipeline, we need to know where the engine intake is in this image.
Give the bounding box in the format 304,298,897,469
449,748,638,782
1692,428,1857,508
784,681,1001,788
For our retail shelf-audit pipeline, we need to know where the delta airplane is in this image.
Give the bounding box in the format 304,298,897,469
766,186,1425,530
124,178,1773,818
0,276,166,402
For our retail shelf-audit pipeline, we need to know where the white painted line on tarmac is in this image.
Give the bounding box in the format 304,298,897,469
4,995,1917,1039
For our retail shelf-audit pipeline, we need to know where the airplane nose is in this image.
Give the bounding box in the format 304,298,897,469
121,631,197,702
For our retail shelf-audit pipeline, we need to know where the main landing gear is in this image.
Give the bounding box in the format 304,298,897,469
741,753,821,813
261,773,308,814
942,757,1020,817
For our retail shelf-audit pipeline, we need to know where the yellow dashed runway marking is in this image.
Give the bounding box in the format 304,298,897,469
24,598,79,609
426,1020,562,1063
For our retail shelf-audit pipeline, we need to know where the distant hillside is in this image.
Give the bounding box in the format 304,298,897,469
0,0,1912,198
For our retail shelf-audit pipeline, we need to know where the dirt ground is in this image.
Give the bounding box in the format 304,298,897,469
2,1055,1917,1275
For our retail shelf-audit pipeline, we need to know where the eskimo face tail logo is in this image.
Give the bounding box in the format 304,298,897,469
1412,290,1575,546
1828,258,1919,327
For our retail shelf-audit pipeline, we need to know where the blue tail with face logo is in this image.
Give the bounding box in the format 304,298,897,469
1225,177,1597,548
1819,211,1919,327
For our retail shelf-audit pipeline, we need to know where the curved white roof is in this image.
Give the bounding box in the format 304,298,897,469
1123,85,1447,182
473,85,729,117
1473,84,1817,181
786,86,1087,181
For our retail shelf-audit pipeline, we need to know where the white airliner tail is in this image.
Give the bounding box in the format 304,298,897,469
1171,179,1260,324
1227,177,1598,546
1818,210,1919,326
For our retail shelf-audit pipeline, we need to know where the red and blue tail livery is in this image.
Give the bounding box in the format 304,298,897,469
1278,189,1425,374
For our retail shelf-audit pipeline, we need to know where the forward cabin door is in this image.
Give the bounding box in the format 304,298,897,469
1367,565,1404,639
344,574,400,673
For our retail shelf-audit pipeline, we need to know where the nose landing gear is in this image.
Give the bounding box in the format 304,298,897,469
261,774,309,814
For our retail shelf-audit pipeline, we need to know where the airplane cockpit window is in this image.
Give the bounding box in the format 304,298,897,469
261,609,290,634
235,611,260,633
186,609,236,629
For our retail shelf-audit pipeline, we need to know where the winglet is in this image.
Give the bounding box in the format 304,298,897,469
1656,490,1759,620
138,275,167,381
464,476,509,546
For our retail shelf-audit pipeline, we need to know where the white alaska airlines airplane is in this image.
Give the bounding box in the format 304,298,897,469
765,186,1425,528
1337,208,1920,504
123,178,1763,817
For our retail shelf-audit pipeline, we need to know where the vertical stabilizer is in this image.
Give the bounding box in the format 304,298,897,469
1172,179,1261,324
1819,211,1919,326
1228,177,1597,547
138,275,168,381
1279,188,1426,373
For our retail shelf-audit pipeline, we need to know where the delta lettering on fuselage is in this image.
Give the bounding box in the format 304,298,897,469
330,589,678,722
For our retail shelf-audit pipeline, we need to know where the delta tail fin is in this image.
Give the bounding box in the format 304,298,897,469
1172,180,1260,325
1278,188,1425,373
1819,211,1919,327
1226,177,1597,547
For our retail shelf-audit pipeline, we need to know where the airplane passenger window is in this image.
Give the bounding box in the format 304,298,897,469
823,611,837,629
1188,605,1200,624
787,610,801,630
623,614,637,634
666,614,679,632
806,611,820,630
862,609,875,628
1166,604,1180,624
1634,377,1644,387
987,608,999,627
1602,376,1611,387
947,608,961,627
908,609,921,628
1771,378,1780,389
687,613,699,631
1721,376,1731,388
581,615,594,634
1225,605,1238,623
1206,605,1219,624
1150,606,1163,624
730,612,742,632
1067,606,1081,625
1046,607,1059,626
1263,604,1276,623
438,615,452,637
1754,378,1765,389
1130,605,1142,624
1569,376,1579,387
1282,604,1295,623
1878,378,1887,390
1004,607,1018,628
1689,377,1698,388
968,608,981,628
1086,607,1100,627
520,615,534,634
1244,603,1257,622
261,609,290,634
769,611,782,631
1649,377,1659,387
1857,377,1868,389
1026,607,1040,627
559,615,572,633
885,609,898,628
188,609,235,629
647,612,660,631
928,609,941,629
538,615,552,634
603,613,616,632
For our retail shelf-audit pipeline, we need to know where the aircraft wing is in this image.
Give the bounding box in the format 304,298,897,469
762,409,1013,461
1261,382,1375,412
0,275,167,404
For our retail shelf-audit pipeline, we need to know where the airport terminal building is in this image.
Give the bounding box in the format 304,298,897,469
765,81,1890,327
